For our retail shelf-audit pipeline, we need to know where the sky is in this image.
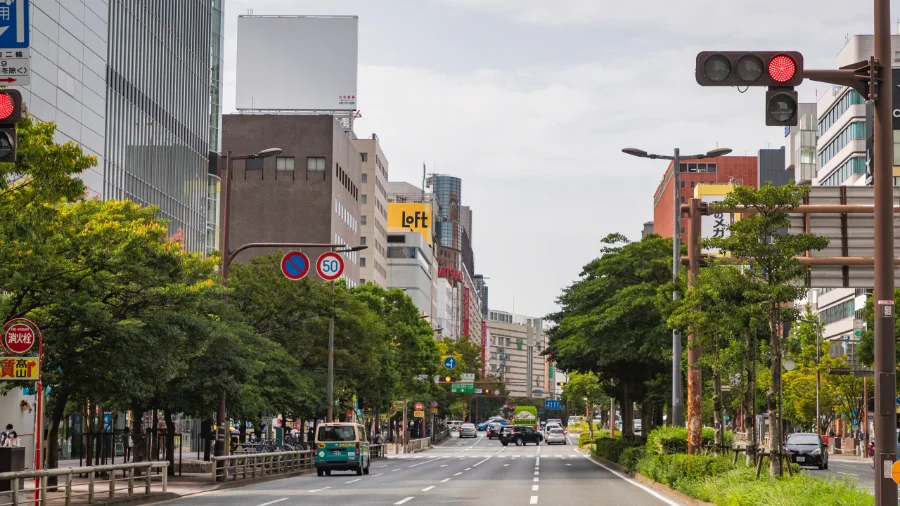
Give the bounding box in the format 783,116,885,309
222,0,883,319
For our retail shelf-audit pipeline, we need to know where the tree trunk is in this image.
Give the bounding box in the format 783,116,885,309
745,329,758,467
130,406,146,463
641,402,654,438
46,388,68,488
239,420,247,444
163,409,176,476
587,402,594,441
768,302,782,476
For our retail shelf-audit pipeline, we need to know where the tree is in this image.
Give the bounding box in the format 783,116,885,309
547,233,673,439
705,182,828,475
561,372,607,439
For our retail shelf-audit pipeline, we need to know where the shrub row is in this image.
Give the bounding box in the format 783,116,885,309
645,425,735,455
593,437,641,463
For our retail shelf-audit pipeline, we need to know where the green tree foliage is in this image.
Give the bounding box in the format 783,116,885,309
562,371,608,439
547,233,673,439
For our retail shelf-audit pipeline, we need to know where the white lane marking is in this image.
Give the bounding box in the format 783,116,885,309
372,473,384,477
534,471,539,475
585,456,682,506
530,496,538,504
534,477,539,482
537,446,541,453
309,487,331,493
532,485,539,491
346,478,362,483
504,464,510,467
441,478,451,483
409,457,443,468
422,486,435,492
393,469,401,472
473,457,491,467
396,498,414,505
440,464,448,467
375,465,388,468
465,468,472,471
255,499,288,506
536,457,540,466
455,472,463,476
566,464,572,466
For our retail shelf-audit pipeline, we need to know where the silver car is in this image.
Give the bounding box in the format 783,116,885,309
460,423,477,438
546,427,567,445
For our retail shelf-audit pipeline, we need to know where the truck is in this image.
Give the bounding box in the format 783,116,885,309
513,406,538,426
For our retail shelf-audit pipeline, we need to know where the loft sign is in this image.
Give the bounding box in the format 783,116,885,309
402,210,429,229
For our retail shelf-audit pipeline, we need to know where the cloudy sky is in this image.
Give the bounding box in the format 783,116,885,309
222,0,881,318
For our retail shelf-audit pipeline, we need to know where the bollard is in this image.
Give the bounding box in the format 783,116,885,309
128,467,134,498
65,473,72,506
88,470,95,503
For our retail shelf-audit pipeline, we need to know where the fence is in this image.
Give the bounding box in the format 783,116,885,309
210,451,314,484
0,461,168,506
370,445,386,460
433,429,450,445
405,438,431,454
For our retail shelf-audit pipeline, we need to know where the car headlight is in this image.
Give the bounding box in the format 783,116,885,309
812,448,821,455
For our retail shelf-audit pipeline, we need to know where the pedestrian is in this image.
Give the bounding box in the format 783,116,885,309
3,430,17,447
123,426,133,462
0,424,12,447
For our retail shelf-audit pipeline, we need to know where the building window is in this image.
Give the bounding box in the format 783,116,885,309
680,196,685,203
362,173,368,183
680,181,685,188
360,278,366,284
276,157,294,171
360,152,368,162
362,194,368,204
307,157,326,171
681,226,685,233
360,236,367,245
360,258,367,267
362,215,367,225
690,181,696,188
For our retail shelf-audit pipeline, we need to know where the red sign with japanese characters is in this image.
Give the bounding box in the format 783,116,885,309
4,323,34,354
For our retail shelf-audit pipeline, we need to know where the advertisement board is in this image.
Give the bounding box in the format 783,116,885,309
695,184,735,255
387,203,432,246
236,16,358,111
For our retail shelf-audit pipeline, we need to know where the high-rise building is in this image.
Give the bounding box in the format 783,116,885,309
352,134,389,286
785,103,818,184
386,231,434,316
473,275,488,320
220,114,362,285
485,309,549,398
652,156,758,241
20,0,217,252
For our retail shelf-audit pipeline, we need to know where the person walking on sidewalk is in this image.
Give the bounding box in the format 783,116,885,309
123,426,133,462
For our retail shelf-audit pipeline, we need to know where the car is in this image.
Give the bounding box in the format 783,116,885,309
476,417,506,431
634,419,643,433
459,423,478,438
314,423,371,476
486,422,505,439
499,425,543,446
546,418,563,427
448,420,464,432
545,427,567,445
785,433,828,470
544,422,563,435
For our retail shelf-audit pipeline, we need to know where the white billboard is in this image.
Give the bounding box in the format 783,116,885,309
236,16,358,111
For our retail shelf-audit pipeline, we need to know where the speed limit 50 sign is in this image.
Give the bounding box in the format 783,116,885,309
316,252,345,281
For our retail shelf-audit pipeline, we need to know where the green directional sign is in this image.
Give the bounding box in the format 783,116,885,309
451,383,475,394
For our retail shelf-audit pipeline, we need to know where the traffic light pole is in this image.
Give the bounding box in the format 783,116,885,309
671,148,685,429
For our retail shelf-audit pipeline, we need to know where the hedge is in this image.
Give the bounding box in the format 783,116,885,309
645,426,735,455
593,437,641,463
618,446,646,472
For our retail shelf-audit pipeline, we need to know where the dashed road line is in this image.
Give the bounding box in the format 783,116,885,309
422,486,435,492
396,498,414,505
309,487,331,493
530,496,538,504
255,499,287,506
532,485,539,491
372,473,384,477
441,478,451,483
345,478,361,483
473,457,491,467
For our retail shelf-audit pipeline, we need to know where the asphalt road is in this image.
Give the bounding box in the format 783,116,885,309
160,431,683,505
809,455,884,494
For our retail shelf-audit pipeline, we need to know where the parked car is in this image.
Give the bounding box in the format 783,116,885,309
459,423,478,438
500,425,543,446
785,433,828,470
448,420,464,432
545,427,567,445
476,417,506,431
634,419,642,433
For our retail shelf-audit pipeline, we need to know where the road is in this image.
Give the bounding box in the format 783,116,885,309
160,431,682,505
809,455,880,494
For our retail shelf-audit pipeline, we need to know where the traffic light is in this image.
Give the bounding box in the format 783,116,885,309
0,90,23,163
766,87,799,126
696,52,803,87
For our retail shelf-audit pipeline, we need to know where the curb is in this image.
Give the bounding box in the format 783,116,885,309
589,455,716,506
149,470,317,504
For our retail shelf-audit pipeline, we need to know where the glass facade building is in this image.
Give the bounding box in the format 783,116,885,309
429,175,462,250
207,0,225,254
104,0,213,252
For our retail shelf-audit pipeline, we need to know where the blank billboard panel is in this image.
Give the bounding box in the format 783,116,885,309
236,16,358,111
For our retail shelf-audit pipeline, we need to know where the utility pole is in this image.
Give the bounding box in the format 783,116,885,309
671,148,684,428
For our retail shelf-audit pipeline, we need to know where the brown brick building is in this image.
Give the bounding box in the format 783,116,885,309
652,156,758,241
221,114,363,285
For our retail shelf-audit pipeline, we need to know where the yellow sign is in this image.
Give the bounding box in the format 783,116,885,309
892,460,900,484
388,203,432,246
414,410,425,418
0,357,38,380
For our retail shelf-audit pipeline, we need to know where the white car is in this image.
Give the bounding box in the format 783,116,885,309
634,419,642,433
546,427,567,444
448,420,464,432
544,423,563,434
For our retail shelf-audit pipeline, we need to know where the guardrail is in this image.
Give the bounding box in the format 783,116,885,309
210,450,314,484
0,461,168,505
370,445,386,460
405,438,431,454
433,429,451,444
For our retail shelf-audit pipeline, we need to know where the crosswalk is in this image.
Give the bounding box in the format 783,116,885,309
389,454,575,460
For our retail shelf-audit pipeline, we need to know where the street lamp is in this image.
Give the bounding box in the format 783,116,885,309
326,244,368,423
621,145,732,428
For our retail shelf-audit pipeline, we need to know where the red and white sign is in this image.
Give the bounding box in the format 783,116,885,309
316,252,345,281
4,323,34,354
414,402,424,411
280,251,311,280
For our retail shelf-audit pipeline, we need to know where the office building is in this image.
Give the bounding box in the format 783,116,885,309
351,134,389,286
21,0,219,253
485,310,549,398
221,114,362,285
758,148,793,186
784,103,818,184
386,231,434,316
652,156,758,241
473,275,489,320
641,221,654,238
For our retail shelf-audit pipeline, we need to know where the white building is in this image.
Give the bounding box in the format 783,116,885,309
485,310,550,398
351,133,389,287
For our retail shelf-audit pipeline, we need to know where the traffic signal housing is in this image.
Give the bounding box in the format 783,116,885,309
696,51,804,87
0,90,23,163
766,87,798,126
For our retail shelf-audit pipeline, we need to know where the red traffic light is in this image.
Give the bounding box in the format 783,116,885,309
768,55,797,83
0,90,22,124
0,94,14,120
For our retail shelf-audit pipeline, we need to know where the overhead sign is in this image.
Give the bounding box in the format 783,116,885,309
443,356,457,370
0,48,29,85
0,357,37,380
475,388,483,394
387,203,433,246
414,402,424,411
460,373,475,382
316,252,345,281
414,410,425,418
545,400,563,411
280,251,311,280
0,0,28,49
3,322,34,354
451,383,475,394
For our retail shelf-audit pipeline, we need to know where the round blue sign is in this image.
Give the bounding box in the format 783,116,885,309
443,357,457,370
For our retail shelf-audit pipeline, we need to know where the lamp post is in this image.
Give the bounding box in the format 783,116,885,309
621,146,732,428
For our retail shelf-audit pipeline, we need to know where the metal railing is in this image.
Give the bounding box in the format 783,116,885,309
370,445,386,460
0,461,168,505
405,438,431,454
210,450,314,484
433,429,451,445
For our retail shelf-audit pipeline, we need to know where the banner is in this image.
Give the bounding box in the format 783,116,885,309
387,203,432,246
0,357,38,380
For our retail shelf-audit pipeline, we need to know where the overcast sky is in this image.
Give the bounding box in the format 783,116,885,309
222,0,882,318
